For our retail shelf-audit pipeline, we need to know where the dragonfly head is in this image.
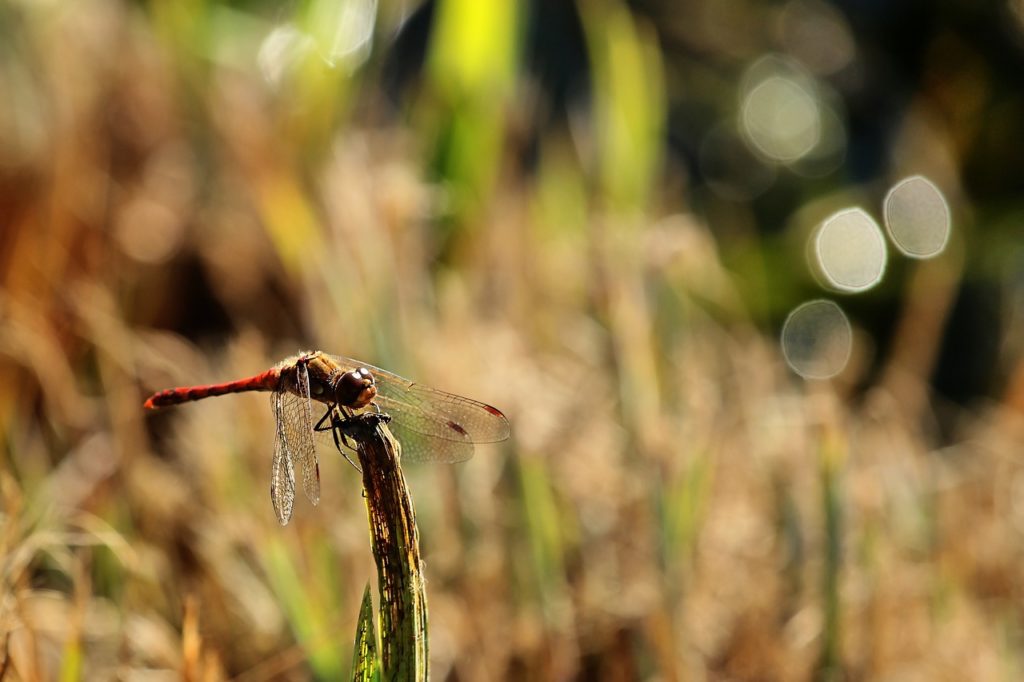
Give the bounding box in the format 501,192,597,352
334,367,377,409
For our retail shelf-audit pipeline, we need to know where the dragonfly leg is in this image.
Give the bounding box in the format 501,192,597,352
313,404,362,472
314,404,350,453
312,404,333,432
329,406,363,473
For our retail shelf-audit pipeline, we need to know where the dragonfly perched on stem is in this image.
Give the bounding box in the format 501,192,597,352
144,351,511,524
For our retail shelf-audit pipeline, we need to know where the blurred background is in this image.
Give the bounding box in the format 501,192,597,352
2,0,1024,679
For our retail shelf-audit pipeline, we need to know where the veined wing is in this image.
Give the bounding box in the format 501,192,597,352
311,406,476,464
269,362,320,525
389,416,476,463
327,355,511,446
270,391,296,525
285,361,320,505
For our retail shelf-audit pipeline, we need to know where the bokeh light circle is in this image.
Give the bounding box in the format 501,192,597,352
883,175,951,259
814,208,887,292
781,299,852,379
741,74,821,162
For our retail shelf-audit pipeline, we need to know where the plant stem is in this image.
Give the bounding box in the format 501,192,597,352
347,414,430,681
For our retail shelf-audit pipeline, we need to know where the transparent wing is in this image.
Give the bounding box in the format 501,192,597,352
327,355,511,448
388,420,474,463
286,361,320,505
307,402,474,464
270,391,296,525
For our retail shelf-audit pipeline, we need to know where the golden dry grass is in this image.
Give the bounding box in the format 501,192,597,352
2,1,1024,680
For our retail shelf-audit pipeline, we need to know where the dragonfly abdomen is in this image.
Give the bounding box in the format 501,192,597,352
144,370,281,409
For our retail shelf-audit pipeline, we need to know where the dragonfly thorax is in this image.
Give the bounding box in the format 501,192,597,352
296,353,377,410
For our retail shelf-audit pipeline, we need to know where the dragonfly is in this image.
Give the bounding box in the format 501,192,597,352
144,351,511,524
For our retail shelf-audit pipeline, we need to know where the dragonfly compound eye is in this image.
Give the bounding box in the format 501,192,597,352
335,368,377,409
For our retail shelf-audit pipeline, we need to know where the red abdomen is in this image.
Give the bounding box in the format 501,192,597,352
144,370,281,409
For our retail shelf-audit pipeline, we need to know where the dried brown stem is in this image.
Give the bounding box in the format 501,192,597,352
344,413,429,681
